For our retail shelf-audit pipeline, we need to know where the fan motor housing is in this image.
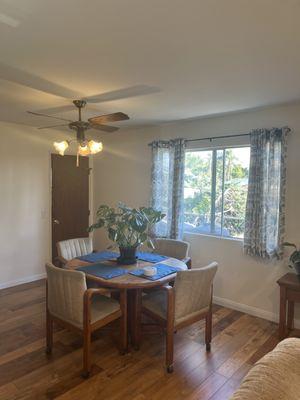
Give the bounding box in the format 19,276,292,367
73,99,87,109
68,121,91,142
68,121,90,130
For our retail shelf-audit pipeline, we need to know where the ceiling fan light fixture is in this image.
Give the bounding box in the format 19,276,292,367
88,140,103,154
53,140,69,156
77,143,90,156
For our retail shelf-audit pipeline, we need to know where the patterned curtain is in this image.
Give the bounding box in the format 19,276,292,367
244,127,289,259
150,138,186,239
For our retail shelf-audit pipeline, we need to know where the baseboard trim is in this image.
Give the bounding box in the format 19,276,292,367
0,273,46,290
214,295,300,329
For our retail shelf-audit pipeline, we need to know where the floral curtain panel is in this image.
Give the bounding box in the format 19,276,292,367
150,138,186,239
244,127,289,259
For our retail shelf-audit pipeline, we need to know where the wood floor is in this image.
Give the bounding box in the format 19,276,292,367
0,279,292,400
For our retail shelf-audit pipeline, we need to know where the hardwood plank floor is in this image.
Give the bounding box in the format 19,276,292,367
0,279,295,400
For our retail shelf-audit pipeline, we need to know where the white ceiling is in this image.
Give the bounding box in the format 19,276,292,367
0,0,300,132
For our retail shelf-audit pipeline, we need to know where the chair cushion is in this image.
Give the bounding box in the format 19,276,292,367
52,294,120,329
90,295,120,325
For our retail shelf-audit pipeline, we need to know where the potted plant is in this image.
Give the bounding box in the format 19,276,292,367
88,203,165,265
283,242,300,275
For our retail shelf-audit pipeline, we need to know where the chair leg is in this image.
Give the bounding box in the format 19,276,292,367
46,310,53,354
82,328,92,378
120,289,128,355
205,310,212,351
166,326,174,373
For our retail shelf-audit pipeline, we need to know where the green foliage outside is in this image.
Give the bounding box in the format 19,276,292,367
184,148,249,237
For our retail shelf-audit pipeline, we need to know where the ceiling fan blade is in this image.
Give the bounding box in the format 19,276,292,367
35,105,77,115
0,2,29,28
34,104,102,115
82,85,160,104
0,62,82,99
27,111,73,122
0,12,19,28
88,112,129,124
38,124,70,130
90,124,120,133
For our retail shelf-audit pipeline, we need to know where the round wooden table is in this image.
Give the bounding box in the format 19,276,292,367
65,257,187,349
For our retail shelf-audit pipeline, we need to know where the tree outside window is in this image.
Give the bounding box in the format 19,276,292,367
184,147,250,238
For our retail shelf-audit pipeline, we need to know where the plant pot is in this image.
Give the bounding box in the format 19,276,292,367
293,261,300,275
117,246,138,265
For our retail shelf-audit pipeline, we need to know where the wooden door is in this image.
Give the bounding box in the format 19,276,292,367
51,154,90,262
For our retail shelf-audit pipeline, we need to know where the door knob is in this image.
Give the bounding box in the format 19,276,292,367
53,219,60,225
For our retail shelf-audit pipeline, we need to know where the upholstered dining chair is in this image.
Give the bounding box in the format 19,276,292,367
45,262,127,377
142,262,218,372
56,237,93,266
152,238,192,269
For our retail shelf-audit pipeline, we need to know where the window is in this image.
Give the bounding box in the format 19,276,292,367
184,146,250,238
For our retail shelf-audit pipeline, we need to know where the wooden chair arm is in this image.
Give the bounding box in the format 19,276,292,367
182,256,192,269
145,284,175,307
83,287,122,328
55,256,67,268
84,287,119,301
164,285,175,334
160,284,174,293
83,288,111,325
143,284,174,294
163,285,175,303
84,288,106,300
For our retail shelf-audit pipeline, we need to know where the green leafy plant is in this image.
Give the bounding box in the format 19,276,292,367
283,242,300,265
88,203,165,249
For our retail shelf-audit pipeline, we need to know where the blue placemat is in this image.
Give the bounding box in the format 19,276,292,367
129,263,180,281
77,263,127,280
77,251,118,263
136,252,168,263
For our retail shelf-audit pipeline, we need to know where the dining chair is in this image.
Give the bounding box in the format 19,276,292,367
45,262,127,378
56,237,93,266
142,262,218,372
152,238,192,269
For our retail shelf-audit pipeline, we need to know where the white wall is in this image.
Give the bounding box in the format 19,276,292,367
92,102,300,324
0,121,52,288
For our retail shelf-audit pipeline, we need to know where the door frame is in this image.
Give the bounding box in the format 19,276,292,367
49,153,94,261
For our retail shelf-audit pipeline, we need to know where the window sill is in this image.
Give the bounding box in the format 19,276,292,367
184,231,244,243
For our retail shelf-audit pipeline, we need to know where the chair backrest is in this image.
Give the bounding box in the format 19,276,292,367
46,262,87,327
153,238,190,260
57,237,93,261
174,262,218,324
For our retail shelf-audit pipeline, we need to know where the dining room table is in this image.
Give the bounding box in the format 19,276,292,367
65,253,187,350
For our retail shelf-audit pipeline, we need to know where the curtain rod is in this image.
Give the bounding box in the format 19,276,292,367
186,133,250,143
148,133,250,146
148,127,291,146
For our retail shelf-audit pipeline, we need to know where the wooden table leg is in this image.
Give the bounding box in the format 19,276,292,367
119,289,128,354
279,286,287,340
128,289,142,350
287,300,294,332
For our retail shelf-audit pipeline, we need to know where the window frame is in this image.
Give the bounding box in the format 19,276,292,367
184,144,250,240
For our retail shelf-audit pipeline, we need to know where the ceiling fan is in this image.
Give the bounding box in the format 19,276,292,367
0,62,160,164
28,97,129,165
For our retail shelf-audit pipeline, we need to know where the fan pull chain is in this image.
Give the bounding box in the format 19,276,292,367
76,152,79,167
